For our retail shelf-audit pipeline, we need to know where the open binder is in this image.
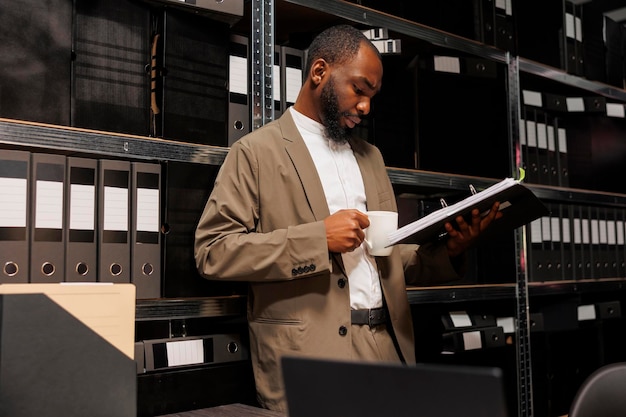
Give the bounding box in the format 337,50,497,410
388,177,549,245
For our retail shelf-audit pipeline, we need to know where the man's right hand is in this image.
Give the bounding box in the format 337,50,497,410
324,209,370,253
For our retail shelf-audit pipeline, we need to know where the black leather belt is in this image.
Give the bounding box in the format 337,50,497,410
351,307,388,327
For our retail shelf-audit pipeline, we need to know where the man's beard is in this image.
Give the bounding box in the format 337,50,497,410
320,77,351,143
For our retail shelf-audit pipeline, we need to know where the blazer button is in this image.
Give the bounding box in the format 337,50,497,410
310,264,316,272
337,278,346,288
291,268,298,276
338,326,347,336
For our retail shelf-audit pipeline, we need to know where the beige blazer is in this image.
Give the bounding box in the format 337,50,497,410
194,110,459,411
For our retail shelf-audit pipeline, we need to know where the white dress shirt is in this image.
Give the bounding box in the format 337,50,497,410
290,107,383,310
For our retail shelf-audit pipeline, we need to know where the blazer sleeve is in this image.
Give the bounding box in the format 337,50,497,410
194,138,331,282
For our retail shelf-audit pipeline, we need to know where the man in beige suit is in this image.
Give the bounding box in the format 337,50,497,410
195,25,500,412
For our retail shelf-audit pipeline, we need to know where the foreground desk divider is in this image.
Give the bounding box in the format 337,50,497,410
0,283,136,417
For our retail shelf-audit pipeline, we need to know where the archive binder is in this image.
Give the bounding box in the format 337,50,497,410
65,156,98,282
534,111,551,185
228,34,250,146
273,47,283,119
560,203,575,279
161,9,229,145
0,149,30,283
527,217,544,282
493,0,515,52
131,161,162,299
537,213,554,281
30,153,66,283
546,202,564,280
589,207,602,278
388,177,548,246
555,118,570,187
561,0,584,75
521,107,540,184
280,45,304,113
579,206,594,279
99,159,131,283
572,205,589,279
617,208,626,277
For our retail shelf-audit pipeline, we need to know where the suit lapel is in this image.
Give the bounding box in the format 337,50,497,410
280,111,330,222
353,144,380,212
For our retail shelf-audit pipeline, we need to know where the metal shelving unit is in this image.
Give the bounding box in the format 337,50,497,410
2,2,626,416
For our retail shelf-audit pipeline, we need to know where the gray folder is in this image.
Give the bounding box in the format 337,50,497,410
30,152,66,283
280,45,304,113
65,156,98,282
228,34,250,146
98,159,131,283
131,161,162,299
0,149,31,283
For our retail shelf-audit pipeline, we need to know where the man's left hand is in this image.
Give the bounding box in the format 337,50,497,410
444,201,502,258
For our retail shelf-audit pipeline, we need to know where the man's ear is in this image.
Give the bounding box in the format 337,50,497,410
310,59,327,85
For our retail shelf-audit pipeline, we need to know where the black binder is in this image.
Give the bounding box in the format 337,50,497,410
560,203,575,280
560,0,584,76
527,217,544,282
388,178,548,246
520,103,540,185
617,207,626,277
161,9,229,145
572,204,589,279
554,117,570,187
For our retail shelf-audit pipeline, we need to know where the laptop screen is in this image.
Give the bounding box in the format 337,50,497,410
281,355,510,417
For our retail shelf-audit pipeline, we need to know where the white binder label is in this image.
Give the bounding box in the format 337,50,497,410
166,339,204,367
449,311,471,327
463,331,482,350
0,177,27,227
104,186,128,231
70,184,95,230
136,188,159,233
286,66,302,104
35,180,63,229
434,56,460,74
229,55,248,95
273,63,281,102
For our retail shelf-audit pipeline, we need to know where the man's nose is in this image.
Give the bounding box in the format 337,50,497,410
356,98,371,115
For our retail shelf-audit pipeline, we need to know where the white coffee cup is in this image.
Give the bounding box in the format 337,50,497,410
364,211,398,256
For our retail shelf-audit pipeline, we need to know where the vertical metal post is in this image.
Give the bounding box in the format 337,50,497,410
508,53,534,417
251,0,275,129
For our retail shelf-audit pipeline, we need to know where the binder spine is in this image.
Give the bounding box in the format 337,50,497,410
65,157,98,282
228,34,250,146
0,150,31,283
98,159,131,283
280,46,304,113
131,161,162,299
30,153,66,283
